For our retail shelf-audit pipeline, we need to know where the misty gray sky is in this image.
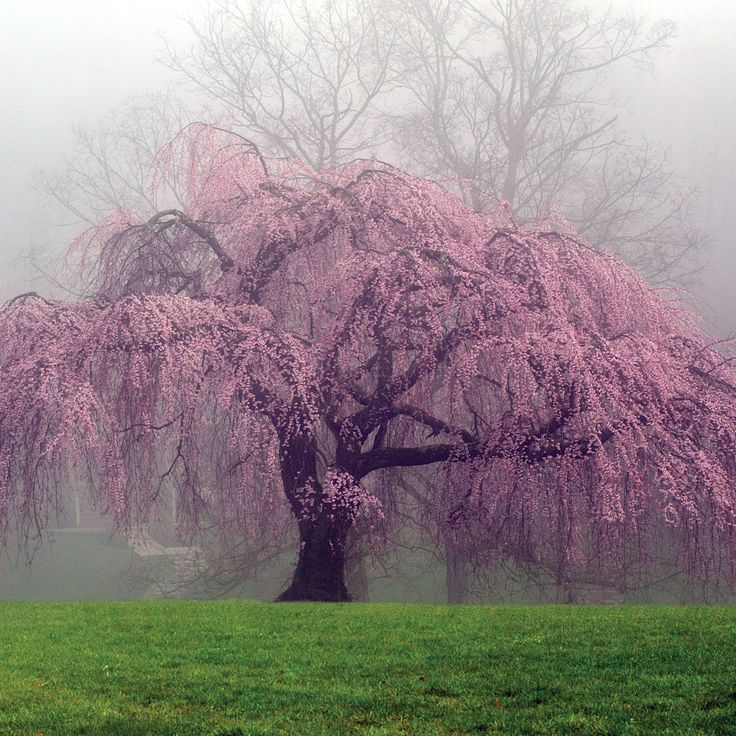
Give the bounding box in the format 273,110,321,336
0,0,199,296
0,0,734,333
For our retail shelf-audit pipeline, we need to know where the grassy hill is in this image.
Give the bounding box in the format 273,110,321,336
0,601,734,735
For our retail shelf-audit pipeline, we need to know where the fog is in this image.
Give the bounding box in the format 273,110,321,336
2,0,734,322
0,0,735,602
0,0,200,298
620,0,736,333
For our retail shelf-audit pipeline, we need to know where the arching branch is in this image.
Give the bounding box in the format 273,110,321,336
147,210,234,272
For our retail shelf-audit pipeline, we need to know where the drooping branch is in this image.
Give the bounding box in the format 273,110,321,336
147,210,234,272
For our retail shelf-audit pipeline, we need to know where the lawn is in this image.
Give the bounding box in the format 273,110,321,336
0,601,734,735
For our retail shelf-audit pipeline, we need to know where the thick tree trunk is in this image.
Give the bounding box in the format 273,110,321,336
276,433,354,601
277,518,351,602
276,432,348,601
446,545,469,604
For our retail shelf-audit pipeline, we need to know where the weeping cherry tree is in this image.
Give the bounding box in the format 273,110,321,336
2,125,736,601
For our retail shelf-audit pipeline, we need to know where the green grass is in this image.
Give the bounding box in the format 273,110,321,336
0,602,734,735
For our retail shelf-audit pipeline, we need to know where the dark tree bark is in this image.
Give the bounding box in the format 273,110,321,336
276,516,351,602
276,434,352,602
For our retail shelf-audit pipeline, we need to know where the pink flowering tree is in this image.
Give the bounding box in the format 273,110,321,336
2,125,736,602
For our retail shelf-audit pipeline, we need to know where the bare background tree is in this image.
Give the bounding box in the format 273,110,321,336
164,0,399,169
35,92,203,225
386,0,701,284
43,1,700,280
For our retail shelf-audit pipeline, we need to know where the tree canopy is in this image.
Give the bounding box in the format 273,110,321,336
2,125,735,600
